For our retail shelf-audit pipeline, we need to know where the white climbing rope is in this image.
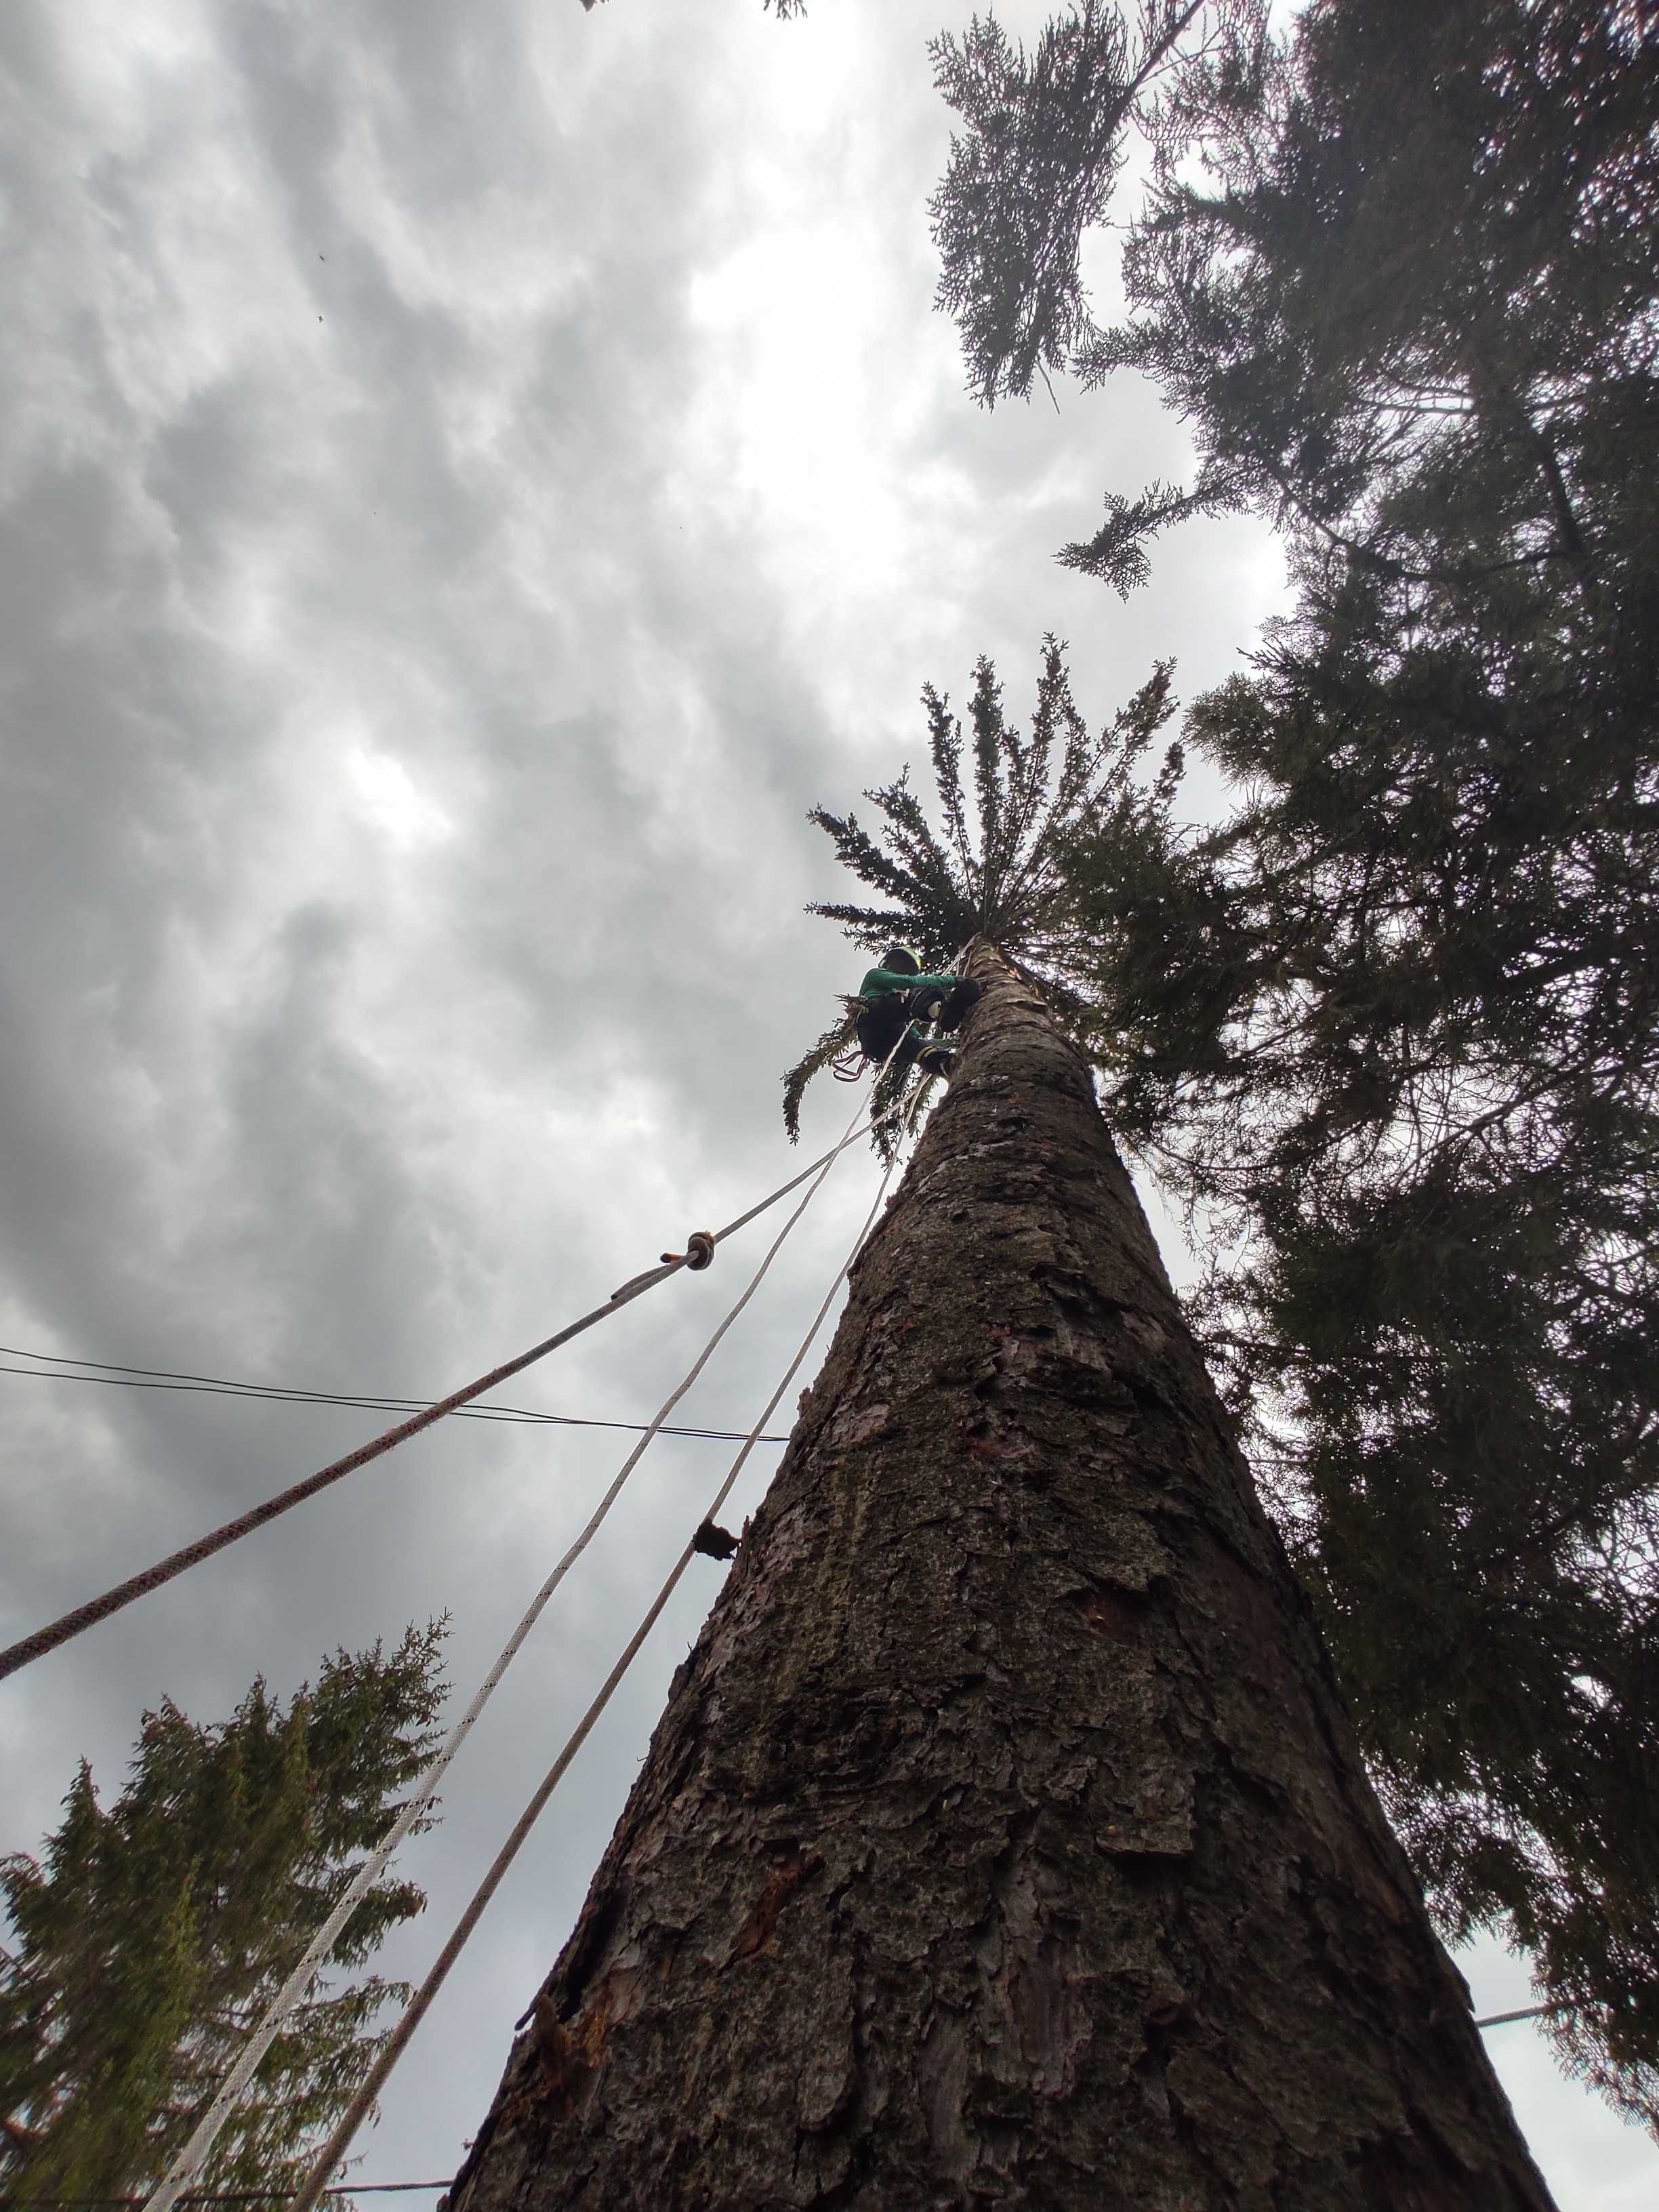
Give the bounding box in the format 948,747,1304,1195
284,1157,899,2212
0,1114,892,1685
144,1062,904,2212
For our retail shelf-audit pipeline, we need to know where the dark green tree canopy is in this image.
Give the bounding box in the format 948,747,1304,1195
931,1,1268,417
933,0,1655,597
1,1624,447,2194
924,0,1659,2133
1059,574,1659,2129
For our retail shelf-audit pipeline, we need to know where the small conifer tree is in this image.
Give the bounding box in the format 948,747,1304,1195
0,1622,447,2194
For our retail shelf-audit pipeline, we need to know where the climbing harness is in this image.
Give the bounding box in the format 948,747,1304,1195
848,949,981,1082
0,1121,890,1685
144,1036,913,2212
282,1154,899,2212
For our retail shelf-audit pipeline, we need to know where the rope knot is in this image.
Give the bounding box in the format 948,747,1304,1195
661,1229,716,1271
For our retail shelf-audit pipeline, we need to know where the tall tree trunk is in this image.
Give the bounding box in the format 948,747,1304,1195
446,947,1555,2210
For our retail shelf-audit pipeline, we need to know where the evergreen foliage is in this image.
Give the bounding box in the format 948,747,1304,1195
1059,589,1659,2127
781,1001,862,1147
0,1624,447,2194
932,0,1652,597
925,0,1659,2127
781,639,1179,1139
931,1,1267,419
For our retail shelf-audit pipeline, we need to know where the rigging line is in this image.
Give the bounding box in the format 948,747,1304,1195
0,1109,888,1686
287,1160,899,2212
146,1054,901,2212
1471,2003,1560,2030
0,1358,788,1444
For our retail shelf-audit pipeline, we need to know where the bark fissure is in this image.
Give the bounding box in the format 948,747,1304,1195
447,945,1555,2210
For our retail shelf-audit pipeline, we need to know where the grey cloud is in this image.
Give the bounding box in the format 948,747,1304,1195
1,0,1637,2201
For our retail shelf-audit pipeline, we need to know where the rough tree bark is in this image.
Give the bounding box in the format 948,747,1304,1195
446,946,1555,2209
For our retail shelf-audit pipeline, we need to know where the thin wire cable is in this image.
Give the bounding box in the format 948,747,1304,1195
287,1160,898,2212
144,1073,896,2212
0,2002,1573,2210
0,1115,882,1685
0,2004,1565,2212
0,1351,785,1443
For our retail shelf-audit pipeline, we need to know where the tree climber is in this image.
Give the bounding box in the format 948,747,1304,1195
853,946,981,1078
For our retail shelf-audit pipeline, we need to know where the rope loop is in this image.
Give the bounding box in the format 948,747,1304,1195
660,1229,715,1271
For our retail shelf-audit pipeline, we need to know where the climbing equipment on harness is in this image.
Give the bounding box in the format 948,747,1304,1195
853,979,979,1080
839,945,982,1083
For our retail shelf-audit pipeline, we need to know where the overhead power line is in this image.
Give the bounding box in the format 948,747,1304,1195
0,1345,787,1445
0,1109,893,1687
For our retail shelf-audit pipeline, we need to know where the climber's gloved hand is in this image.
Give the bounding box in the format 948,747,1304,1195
937,977,983,1031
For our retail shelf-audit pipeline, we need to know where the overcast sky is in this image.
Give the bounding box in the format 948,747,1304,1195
0,3,1649,2204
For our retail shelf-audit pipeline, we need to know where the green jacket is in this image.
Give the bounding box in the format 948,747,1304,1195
858,965,957,1002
